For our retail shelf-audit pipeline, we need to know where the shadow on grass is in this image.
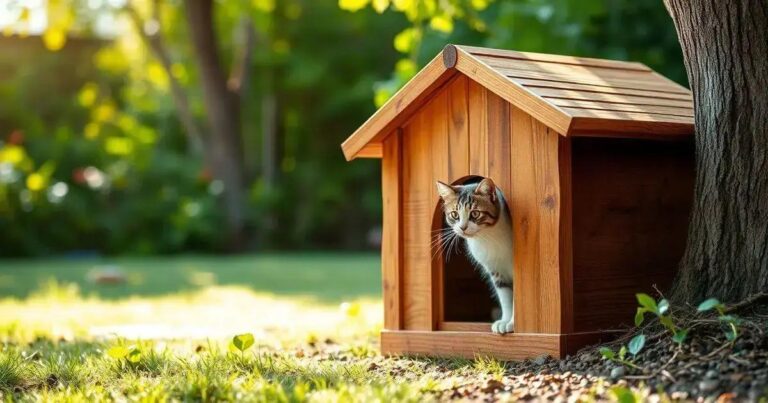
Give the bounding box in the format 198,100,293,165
0,252,380,303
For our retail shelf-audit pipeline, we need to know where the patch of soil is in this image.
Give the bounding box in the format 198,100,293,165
451,303,768,401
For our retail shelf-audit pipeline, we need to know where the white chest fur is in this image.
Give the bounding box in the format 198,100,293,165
465,216,514,279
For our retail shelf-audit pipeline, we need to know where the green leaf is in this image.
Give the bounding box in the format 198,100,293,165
634,308,646,327
725,328,737,341
672,329,688,344
126,348,141,363
106,346,129,359
232,333,255,352
628,334,645,356
338,0,370,12
659,315,676,332
599,347,615,360
658,299,670,315
618,345,627,360
610,386,637,403
718,315,740,325
697,298,722,312
636,293,658,313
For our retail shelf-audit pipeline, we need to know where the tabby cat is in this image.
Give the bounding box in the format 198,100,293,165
436,178,514,334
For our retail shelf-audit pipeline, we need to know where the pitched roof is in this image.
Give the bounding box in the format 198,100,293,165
342,45,694,161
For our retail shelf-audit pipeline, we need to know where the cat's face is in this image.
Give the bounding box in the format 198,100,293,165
436,178,500,238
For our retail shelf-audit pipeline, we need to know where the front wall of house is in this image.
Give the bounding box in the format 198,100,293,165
385,74,568,334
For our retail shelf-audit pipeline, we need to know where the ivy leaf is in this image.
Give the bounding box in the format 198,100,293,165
697,298,722,312
232,333,255,352
672,329,688,344
628,334,646,356
599,347,615,360
106,346,129,359
618,345,627,360
634,308,646,327
636,294,658,313
657,299,670,315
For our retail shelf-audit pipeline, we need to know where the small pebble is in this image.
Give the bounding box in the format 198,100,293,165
705,369,719,379
698,379,719,393
610,366,626,379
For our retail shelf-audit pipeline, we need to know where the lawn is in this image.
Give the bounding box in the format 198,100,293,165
0,253,687,401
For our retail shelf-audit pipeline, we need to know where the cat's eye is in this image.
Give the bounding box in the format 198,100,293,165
449,211,459,220
470,211,481,219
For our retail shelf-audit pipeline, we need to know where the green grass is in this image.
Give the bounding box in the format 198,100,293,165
0,253,644,401
0,253,381,302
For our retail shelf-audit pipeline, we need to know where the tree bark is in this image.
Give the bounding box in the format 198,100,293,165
125,5,206,156
665,0,768,303
184,0,247,249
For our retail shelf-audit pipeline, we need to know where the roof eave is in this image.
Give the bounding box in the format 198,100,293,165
341,47,459,161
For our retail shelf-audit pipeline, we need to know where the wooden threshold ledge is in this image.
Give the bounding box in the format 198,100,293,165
381,329,622,360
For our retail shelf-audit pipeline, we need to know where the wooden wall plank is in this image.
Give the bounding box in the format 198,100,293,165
402,109,433,330
381,131,403,330
400,77,471,330
486,89,512,199
510,106,563,334
381,330,562,360
570,138,694,332
468,80,488,175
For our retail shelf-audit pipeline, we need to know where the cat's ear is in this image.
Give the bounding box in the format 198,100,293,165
436,181,456,199
475,178,497,201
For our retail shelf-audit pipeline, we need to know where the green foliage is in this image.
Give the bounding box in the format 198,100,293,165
627,334,645,357
232,333,255,352
697,298,740,342
634,293,687,344
1,0,688,256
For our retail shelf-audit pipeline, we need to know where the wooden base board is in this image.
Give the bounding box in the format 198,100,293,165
381,329,620,360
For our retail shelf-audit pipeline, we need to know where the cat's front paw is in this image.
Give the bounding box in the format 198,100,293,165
491,319,514,334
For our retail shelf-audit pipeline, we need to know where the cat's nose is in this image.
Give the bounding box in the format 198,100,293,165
459,223,469,231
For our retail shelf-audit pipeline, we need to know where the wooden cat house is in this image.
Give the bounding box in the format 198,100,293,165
341,45,695,360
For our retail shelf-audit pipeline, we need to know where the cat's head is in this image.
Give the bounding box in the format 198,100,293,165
436,178,501,238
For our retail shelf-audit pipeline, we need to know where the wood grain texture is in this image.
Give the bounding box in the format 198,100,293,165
341,45,694,161
400,77,472,330
341,51,456,160
381,330,562,360
456,47,572,134
438,322,491,332
381,131,403,330
520,79,692,101
509,107,565,334
550,99,694,117
356,143,383,158
457,45,651,72
531,87,693,108
570,137,694,332
402,105,434,330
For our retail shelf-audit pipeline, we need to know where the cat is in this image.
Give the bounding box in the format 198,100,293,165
436,178,515,334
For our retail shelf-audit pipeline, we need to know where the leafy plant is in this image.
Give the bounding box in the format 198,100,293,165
599,333,645,370
697,298,740,341
635,293,688,344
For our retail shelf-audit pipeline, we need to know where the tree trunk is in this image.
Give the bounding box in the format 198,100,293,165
665,0,768,303
184,0,247,249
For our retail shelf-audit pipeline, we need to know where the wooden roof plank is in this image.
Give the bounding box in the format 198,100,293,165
457,45,651,72
550,99,694,117
531,87,693,108
518,79,692,100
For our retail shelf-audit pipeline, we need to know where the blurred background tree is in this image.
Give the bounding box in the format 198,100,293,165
0,0,685,257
